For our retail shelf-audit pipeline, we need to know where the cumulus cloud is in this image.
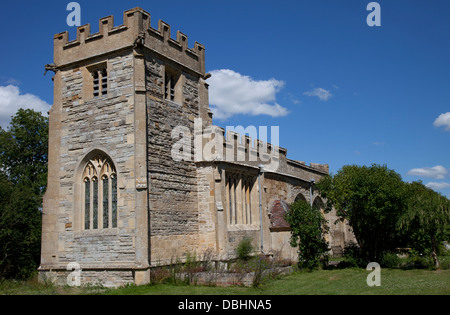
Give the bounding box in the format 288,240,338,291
208,69,288,120
303,87,333,101
425,182,450,190
433,112,450,131
407,165,448,179
0,85,51,129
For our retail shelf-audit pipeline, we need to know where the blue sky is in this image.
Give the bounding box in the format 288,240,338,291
0,0,449,196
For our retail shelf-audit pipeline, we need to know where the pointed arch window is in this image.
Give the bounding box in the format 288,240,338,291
82,155,117,230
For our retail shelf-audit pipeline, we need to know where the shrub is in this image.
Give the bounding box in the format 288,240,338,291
285,200,330,270
339,242,367,268
380,252,401,269
150,267,171,284
401,254,434,270
236,237,254,261
249,255,270,288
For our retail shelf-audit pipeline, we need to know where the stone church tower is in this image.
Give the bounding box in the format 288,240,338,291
39,7,354,287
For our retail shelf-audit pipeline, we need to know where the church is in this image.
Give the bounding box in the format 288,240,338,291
39,7,354,287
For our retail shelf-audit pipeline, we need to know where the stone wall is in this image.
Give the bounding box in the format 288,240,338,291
263,172,355,256
145,51,202,264
56,50,137,269
197,165,219,252
39,269,134,288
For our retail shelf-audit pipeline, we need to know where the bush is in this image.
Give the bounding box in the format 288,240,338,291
380,252,401,269
150,267,172,284
401,254,434,270
249,255,270,288
285,200,329,270
236,237,254,261
339,242,367,268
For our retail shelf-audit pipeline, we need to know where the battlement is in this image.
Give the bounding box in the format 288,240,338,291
287,159,329,174
53,7,205,74
196,125,327,174
198,125,329,174
222,127,287,162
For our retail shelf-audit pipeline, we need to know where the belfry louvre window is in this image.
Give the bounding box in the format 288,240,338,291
164,67,181,103
225,173,256,225
165,73,176,101
82,155,117,230
92,68,108,98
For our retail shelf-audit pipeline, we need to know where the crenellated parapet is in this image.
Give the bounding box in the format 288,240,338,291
198,124,329,175
198,125,284,166
53,7,205,75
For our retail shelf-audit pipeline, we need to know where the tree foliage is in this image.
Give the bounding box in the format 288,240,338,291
317,164,450,268
0,109,48,194
285,200,329,270
316,164,408,263
0,109,48,279
400,181,450,268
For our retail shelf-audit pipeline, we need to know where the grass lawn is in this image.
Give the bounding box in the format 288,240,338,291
1,268,449,295
105,268,450,295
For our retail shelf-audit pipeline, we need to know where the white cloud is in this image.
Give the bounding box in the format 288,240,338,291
433,112,450,131
303,87,332,101
407,165,448,179
425,182,450,190
0,77,21,86
0,85,51,129
208,69,288,120
286,93,301,105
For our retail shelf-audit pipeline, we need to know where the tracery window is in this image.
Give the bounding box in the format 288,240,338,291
82,155,117,230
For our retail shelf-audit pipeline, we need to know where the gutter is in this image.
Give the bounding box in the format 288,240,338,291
258,164,265,253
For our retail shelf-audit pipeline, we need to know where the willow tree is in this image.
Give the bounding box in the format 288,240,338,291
401,182,450,269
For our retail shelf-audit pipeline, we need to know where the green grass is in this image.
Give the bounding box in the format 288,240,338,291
2,268,449,295
0,276,104,295
105,268,450,295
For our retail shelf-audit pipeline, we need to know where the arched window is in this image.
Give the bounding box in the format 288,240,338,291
294,193,307,204
82,155,117,230
313,196,324,212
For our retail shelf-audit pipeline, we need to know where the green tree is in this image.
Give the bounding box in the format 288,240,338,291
400,181,450,269
316,164,407,263
0,109,48,279
285,199,329,270
0,108,48,194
